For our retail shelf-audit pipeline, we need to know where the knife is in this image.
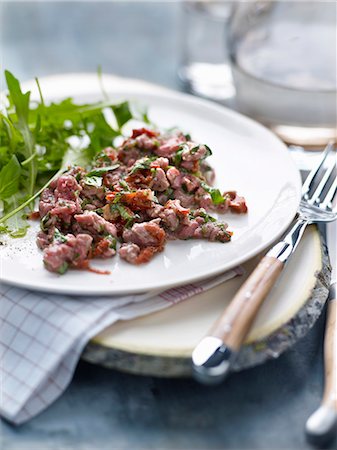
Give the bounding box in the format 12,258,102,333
292,146,337,445
305,220,337,446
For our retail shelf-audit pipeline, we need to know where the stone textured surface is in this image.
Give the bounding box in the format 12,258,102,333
1,2,336,449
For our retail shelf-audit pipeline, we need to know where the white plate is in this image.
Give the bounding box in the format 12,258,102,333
0,74,301,295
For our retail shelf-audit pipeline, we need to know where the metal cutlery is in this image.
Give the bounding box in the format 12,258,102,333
305,219,337,446
192,142,337,385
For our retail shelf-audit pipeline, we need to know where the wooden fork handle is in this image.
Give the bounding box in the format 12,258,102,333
209,256,284,351
192,255,284,384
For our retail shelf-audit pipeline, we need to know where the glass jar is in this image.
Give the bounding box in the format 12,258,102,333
228,1,337,146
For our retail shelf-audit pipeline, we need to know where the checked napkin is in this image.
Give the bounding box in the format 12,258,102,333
0,267,242,425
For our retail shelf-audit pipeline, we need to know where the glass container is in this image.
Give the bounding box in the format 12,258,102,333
228,1,337,146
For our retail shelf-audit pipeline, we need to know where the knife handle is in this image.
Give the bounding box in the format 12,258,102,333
306,285,337,446
192,256,284,384
323,291,337,411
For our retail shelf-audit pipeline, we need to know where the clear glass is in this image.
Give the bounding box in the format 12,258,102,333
228,1,337,146
178,1,235,102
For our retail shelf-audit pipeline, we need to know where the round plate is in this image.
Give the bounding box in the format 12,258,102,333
0,74,301,295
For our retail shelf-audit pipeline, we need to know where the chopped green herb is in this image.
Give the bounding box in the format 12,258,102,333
83,176,103,188
194,210,217,223
203,145,212,159
129,157,156,175
106,234,117,250
86,163,120,177
201,182,225,205
57,261,69,275
172,144,187,166
110,203,136,227
54,228,68,243
119,179,130,191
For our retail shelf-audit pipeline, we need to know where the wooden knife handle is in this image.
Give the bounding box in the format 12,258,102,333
322,295,337,411
209,256,284,351
305,288,337,446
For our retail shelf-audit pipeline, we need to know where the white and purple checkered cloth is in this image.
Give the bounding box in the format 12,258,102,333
0,267,242,425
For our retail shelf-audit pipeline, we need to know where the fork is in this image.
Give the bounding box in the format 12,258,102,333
192,142,337,384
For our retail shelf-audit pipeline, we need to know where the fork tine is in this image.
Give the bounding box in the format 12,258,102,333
320,177,337,210
302,141,335,199
308,155,336,205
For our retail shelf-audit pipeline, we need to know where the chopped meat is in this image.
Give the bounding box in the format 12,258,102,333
50,199,82,223
119,243,162,265
103,167,126,189
93,236,117,258
36,227,55,250
43,234,93,274
39,175,82,224
225,191,248,213
119,243,141,263
123,219,165,248
151,168,170,192
151,157,169,170
54,175,82,202
37,127,247,273
131,128,158,139
155,133,186,157
39,188,56,218
75,211,117,237
106,189,154,211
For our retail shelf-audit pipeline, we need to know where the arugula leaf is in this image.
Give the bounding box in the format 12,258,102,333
0,155,21,199
61,144,91,169
0,168,63,228
5,71,37,198
0,194,30,238
1,113,22,151
88,112,119,154
4,71,30,126
111,102,132,129
0,71,136,236
201,182,225,205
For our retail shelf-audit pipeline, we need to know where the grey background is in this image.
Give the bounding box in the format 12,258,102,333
1,1,182,89
0,2,335,449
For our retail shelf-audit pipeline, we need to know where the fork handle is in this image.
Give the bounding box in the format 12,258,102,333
192,255,284,383
210,255,284,349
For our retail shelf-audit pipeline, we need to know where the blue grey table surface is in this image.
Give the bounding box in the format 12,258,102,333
0,2,335,450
